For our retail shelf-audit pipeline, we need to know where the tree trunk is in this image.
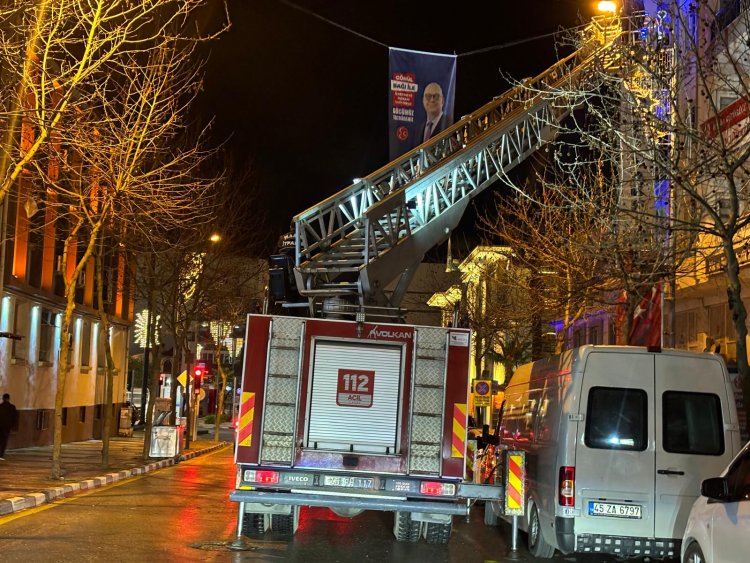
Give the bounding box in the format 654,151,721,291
724,242,750,436
142,300,159,459
214,362,227,442
52,225,99,479
52,294,76,479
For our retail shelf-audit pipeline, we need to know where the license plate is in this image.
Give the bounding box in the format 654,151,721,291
322,475,374,489
588,501,642,519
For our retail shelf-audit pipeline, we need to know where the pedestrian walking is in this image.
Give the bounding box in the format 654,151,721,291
0,393,18,460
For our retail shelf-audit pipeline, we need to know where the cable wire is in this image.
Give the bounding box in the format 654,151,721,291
277,0,588,56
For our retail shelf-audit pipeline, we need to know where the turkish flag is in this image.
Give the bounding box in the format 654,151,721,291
629,283,662,347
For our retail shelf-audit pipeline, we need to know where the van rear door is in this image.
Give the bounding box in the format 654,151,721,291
575,351,656,539
653,354,735,540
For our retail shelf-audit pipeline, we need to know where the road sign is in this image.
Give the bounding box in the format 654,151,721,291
473,379,491,407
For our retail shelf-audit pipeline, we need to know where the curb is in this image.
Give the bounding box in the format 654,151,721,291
0,441,231,516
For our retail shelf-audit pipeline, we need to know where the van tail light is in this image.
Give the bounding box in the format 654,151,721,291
559,466,575,506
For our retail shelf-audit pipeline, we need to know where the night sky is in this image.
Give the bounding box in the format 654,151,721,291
197,0,601,245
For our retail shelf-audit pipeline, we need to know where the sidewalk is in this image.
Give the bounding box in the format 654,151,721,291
0,423,232,516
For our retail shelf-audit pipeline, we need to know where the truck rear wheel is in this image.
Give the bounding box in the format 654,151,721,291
272,506,300,535
528,504,555,558
242,513,268,535
483,501,499,526
271,514,294,535
394,511,420,542
425,521,452,544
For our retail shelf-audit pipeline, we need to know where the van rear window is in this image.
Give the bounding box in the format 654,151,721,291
585,387,647,451
663,391,724,455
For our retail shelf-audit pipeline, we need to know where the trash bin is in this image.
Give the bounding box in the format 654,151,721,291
119,407,133,437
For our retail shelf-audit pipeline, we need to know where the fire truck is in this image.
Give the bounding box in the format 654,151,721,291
229,314,497,543
229,16,625,544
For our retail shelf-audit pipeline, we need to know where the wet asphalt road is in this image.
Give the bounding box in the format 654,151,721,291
0,446,650,562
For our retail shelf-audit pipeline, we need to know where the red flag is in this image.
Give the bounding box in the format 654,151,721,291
629,283,662,347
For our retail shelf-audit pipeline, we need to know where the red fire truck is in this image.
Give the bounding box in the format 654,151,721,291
229,314,500,543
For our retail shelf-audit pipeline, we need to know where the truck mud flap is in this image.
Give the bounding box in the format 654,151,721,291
230,490,469,516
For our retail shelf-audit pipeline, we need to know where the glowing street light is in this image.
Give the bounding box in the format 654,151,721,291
597,1,617,14
209,233,221,243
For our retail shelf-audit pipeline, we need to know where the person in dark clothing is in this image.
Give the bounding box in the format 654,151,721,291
0,393,18,460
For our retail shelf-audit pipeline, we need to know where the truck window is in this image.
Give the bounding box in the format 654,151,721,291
662,391,724,456
585,387,647,451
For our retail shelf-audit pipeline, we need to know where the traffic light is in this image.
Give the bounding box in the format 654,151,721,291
192,364,204,392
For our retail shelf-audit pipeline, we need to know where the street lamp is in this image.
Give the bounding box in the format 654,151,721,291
209,233,221,243
597,1,617,14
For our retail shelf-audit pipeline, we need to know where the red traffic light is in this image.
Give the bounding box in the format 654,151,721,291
192,364,205,392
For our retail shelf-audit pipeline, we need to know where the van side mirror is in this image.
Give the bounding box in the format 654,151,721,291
701,477,729,501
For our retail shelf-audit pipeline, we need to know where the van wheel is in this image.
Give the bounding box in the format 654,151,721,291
683,542,705,563
528,504,555,558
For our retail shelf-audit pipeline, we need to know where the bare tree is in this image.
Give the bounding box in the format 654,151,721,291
0,0,228,478
505,4,750,423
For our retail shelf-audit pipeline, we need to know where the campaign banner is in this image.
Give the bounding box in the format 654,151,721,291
388,48,457,160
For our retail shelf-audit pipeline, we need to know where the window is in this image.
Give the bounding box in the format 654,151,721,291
79,406,86,423
663,391,724,455
573,328,584,348
708,303,730,342
725,449,750,502
719,94,739,110
676,310,698,348
39,309,56,364
80,320,91,368
35,410,49,431
97,326,107,372
62,407,68,426
12,300,30,361
95,404,102,420
585,387,647,451
589,324,602,345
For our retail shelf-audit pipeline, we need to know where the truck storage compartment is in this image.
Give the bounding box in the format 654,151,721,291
306,340,404,454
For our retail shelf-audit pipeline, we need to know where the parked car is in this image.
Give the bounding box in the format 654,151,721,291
681,439,750,563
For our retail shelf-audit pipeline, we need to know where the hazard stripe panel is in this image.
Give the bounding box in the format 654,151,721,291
451,403,467,458
506,454,523,510
238,392,255,447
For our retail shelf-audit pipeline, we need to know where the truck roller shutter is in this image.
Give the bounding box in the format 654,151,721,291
306,341,403,454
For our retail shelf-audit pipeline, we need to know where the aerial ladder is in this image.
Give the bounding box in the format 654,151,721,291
272,16,626,321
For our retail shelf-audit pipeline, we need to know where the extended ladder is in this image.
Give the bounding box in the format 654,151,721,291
292,17,624,319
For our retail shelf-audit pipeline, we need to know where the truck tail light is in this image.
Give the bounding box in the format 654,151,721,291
420,481,456,496
244,469,280,484
559,466,575,506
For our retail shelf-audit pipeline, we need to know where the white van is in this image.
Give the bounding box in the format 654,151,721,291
489,345,743,559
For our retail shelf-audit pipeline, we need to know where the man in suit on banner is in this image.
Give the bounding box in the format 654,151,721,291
417,82,449,146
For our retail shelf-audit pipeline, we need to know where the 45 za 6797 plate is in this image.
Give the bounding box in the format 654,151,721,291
588,501,642,519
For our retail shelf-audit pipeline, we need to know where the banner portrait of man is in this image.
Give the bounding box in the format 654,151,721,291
388,48,457,161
